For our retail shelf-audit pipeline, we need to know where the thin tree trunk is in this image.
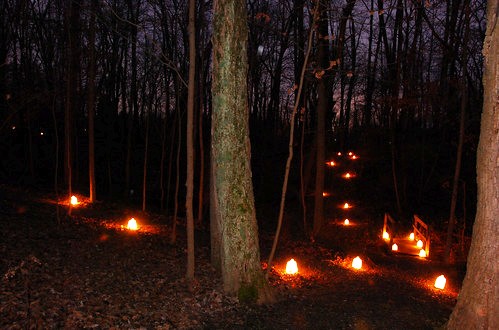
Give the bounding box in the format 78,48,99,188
65,0,80,216
267,5,317,274
197,78,205,225
444,2,470,263
159,99,168,212
185,0,196,284
52,96,61,225
312,0,329,237
87,0,97,203
170,108,182,245
142,113,150,212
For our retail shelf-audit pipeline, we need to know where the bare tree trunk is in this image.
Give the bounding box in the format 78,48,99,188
159,92,169,212
267,5,317,274
87,0,97,203
312,0,329,237
446,1,498,326
185,0,196,284
65,0,80,216
125,1,140,199
170,108,182,245
142,113,150,212
444,2,470,264
363,0,375,128
197,78,205,225
52,96,61,225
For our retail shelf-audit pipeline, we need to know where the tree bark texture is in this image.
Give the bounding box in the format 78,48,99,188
211,0,268,301
447,0,498,327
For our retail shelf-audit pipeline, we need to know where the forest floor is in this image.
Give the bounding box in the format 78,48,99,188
1,185,464,330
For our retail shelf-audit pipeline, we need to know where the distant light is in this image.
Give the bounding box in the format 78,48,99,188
392,243,398,251
419,249,427,258
434,275,446,289
409,232,415,240
40,131,44,136
12,126,16,130
337,152,342,156
326,160,336,166
344,219,350,225
343,202,351,209
348,152,353,156
417,240,424,248
352,256,362,269
343,172,352,179
351,155,358,160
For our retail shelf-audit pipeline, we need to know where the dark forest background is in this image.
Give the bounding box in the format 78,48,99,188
0,0,486,236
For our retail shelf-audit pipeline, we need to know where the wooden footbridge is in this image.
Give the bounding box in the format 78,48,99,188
382,213,431,258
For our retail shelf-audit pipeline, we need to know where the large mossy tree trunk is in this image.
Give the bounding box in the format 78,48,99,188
446,0,498,327
211,0,272,303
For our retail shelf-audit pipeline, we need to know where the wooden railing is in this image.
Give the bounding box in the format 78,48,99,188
382,213,396,244
413,214,430,257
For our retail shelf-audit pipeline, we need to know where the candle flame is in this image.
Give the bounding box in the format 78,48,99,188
344,219,350,225
343,202,351,209
417,240,423,248
419,249,427,258
392,243,398,251
409,232,415,240
70,195,78,205
383,231,390,241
